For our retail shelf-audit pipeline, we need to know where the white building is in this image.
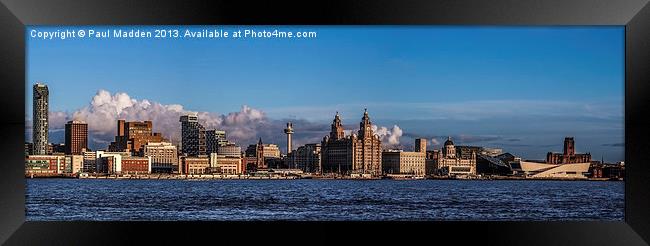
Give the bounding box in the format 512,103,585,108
509,161,590,179
436,137,477,175
143,142,178,173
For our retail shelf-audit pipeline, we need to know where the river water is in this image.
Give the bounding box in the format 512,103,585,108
25,179,624,221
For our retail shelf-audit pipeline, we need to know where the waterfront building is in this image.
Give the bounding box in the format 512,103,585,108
436,137,477,175
25,154,82,174
82,151,96,172
245,140,281,158
209,153,243,174
504,137,593,178
321,110,382,176
96,152,150,174
120,156,151,174
25,155,66,174
180,155,210,174
415,138,427,153
205,129,227,155
245,139,281,170
143,142,178,173
602,164,625,179
65,120,88,155
180,113,207,156
382,149,426,176
243,156,258,172
546,137,592,164
265,157,285,169
425,149,440,175
108,120,166,156
66,155,84,174
217,143,241,158
509,160,589,179
32,83,49,155
476,154,513,175
94,151,131,173
288,143,321,173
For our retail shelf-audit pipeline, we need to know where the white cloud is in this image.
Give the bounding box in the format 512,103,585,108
34,90,401,152
430,138,440,146
372,124,403,146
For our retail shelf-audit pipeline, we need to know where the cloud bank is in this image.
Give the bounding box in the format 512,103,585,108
28,90,403,152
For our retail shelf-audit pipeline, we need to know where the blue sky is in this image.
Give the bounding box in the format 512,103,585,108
26,26,624,162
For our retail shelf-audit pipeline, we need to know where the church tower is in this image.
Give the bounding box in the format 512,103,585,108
563,137,575,156
256,138,265,169
330,112,345,140
358,108,373,139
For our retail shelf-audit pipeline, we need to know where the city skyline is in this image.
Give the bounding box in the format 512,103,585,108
25,26,624,162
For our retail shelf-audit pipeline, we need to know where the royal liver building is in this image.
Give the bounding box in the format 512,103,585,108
321,109,382,176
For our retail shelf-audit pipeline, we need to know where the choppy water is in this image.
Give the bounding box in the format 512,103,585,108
25,179,624,221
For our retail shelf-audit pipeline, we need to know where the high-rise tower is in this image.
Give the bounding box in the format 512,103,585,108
179,113,206,156
284,122,294,154
32,83,49,155
65,120,88,155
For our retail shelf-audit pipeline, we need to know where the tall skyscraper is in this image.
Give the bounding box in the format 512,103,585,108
180,113,206,156
205,129,227,155
65,120,88,155
32,83,49,155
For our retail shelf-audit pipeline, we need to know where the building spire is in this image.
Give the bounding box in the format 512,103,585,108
330,111,344,140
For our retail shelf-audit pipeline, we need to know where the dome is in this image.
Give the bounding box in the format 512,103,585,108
444,136,454,146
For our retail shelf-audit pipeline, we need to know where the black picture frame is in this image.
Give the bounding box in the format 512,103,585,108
1,0,649,245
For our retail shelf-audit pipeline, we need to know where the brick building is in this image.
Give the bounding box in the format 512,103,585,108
108,120,166,156
546,137,591,164
65,120,88,155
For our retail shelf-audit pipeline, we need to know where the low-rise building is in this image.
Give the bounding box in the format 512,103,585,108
425,149,440,175
25,155,67,174
82,151,96,172
217,143,242,158
25,155,83,174
121,156,152,174
288,143,321,173
143,142,178,173
382,150,426,176
95,151,134,174
66,155,84,174
209,153,243,174
436,137,477,175
181,155,210,174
